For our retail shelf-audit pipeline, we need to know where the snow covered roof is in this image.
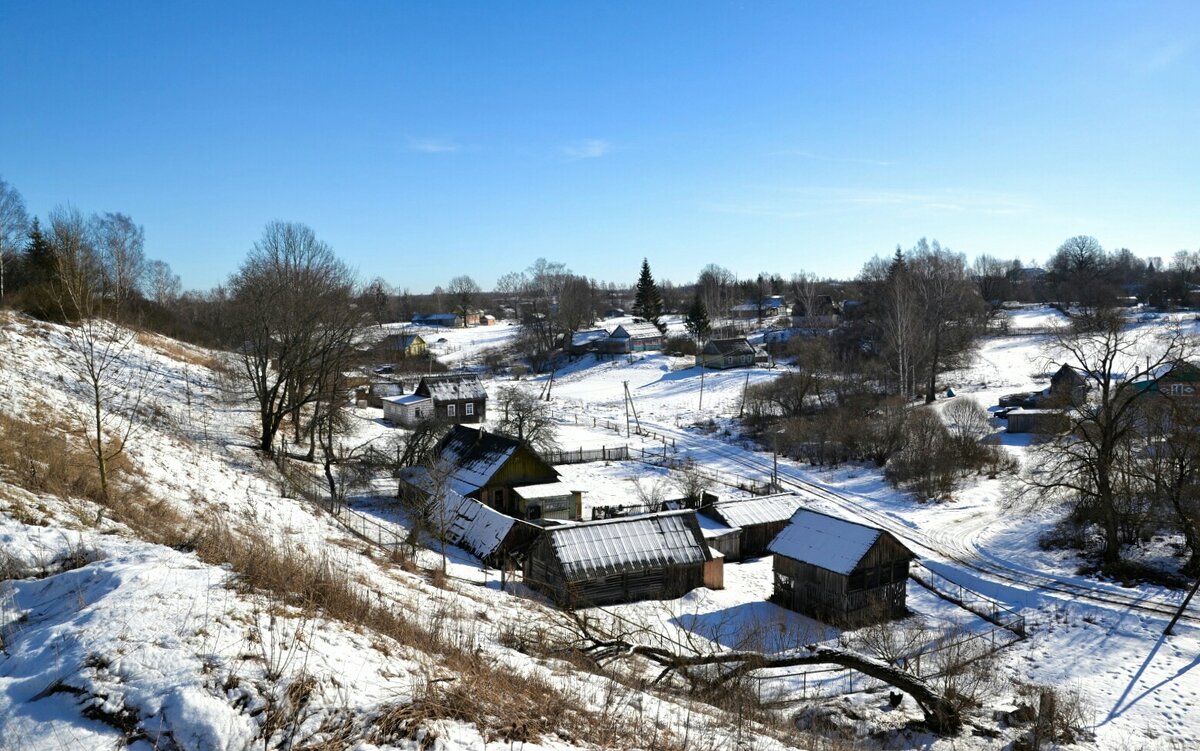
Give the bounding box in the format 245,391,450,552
768,509,912,575
432,488,520,561
513,482,577,500
545,510,709,579
611,323,662,340
696,513,740,540
383,394,431,406
704,493,806,528
571,329,611,347
703,338,754,356
425,426,555,495
417,373,487,401
412,312,460,323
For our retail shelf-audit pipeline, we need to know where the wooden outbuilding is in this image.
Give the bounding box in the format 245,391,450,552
602,322,662,354
697,338,755,369
1005,408,1069,435
524,510,720,607
428,487,541,567
412,312,463,327
699,493,807,560
768,509,915,626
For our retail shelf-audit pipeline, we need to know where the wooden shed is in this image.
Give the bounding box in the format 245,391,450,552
524,510,718,607
1005,408,1069,435
699,493,807,560
768,509,915,626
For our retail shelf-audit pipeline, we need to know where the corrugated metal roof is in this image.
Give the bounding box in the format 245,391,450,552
433,488,516,561
547,511,708,579
768,509,908,575
705,493,806,528
611,323,662,339
703,338,754,356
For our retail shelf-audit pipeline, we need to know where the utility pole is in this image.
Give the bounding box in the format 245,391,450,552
624,380,631,438
739,370,751,418
698,368,705,411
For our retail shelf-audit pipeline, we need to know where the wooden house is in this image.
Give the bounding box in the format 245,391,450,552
791,295,841,329
602,323,662,354
768,509,915,626
524,510,720,606
699,493,807,560
401,426,582,521
415,373,487,423
1135,361,1200,399
567,328,612,355
1047,364,1089,405
382,393,433,425
733,295,788,320
380,333,427,359
697,338,755,369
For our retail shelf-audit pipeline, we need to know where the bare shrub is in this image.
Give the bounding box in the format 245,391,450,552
1011,682,1094,749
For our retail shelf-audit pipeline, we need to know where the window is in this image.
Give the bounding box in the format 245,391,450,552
447,404,456,417
1172,383,1184,396
775,573,794,592
465,402,474,416
414,408,422,419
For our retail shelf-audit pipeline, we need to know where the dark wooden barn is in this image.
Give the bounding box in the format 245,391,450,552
768,509,915,626
524,510,720,607
698,493,807,560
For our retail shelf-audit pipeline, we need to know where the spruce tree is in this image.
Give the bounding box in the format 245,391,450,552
684,293,711,342
633,258,664,327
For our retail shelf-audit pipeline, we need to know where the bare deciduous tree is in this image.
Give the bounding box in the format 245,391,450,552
495,386,558,451
447,275,481,326
91,212,146,308
0,176,30,303
226,221,360,455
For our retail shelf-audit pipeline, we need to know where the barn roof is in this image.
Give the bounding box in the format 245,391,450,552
417,373,487,401
430,487,520,560
571,329,611,348
703,493,806,528
703,338,754,356
768,509,912,575
611,322,662,340
545,510,709,579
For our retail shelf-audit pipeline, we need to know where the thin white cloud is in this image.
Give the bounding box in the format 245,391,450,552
1141,39,1191,72
704,186,1032,218
560,139,612,160
773,150,895,167
407,137,461,154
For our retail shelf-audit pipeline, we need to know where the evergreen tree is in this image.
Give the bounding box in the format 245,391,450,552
633,258,664,327
24,218,55,285
684,293,711,342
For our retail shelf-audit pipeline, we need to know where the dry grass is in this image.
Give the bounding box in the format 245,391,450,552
0,410,131,509
135,330,222,370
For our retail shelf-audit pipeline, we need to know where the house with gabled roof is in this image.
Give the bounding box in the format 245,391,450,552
524,510,721,606
768,509,915,626
380,332,427,359
698,492,807,559
697,338,755,370
417,373,487,424
400,426,581,521
601,322,663,354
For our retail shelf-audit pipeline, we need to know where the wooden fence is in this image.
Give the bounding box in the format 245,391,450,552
545,445,631,465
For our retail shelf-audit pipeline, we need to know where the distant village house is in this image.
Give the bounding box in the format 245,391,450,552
697,338,755,370
381,373,487,426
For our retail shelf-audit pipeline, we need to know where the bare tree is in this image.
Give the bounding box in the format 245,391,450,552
91,212,147,309
1027,310,1192,565
145,259,181,307
909,240,983,403
0,176,30,303
226,221,360,455
495,386,558,451
556,275,596,336
447,275,481,326
48,208,152,505
697,263,735,321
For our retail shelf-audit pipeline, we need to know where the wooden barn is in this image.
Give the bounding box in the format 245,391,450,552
1005,408,1069,435
401,425,582,521
698,492,807,560
524,510,721,607
429,487,541,567
768,509,915,626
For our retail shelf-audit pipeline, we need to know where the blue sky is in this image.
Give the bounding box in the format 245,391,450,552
2,2,1197,292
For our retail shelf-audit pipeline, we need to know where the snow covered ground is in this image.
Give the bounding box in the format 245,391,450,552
7,305,1200,749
